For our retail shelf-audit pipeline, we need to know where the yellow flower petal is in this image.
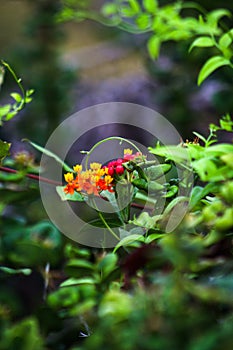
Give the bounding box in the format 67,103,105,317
124,148,133,155
64,172,74,183
105,175,113,184
73,164,82,173
90,162,102,170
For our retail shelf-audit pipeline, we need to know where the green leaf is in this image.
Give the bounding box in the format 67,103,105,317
26,89,35,96
56,186,84,201
221,153,233,168
130,211,161,229
143,0,158,13
192,158,217,181
219,116,233,131
101,3,118,16
136,13,151,29
163,196,189,217
0,171,24,182
132,178,148,191
5,111,17,121
205,143,233,156
129,0,140,13
148,180,164,192
207,9,231,27
0,139,11,162
197,56,230,85
97,253,118,279
0,266,31,275
10,92,22,103
100,190,123,223
24,139,73,172
134,190,157,206
164,185,178,198
25,96,33,103
0,104,11,119
60,277,96,287
113,234,145,252
1,318,43,349
219,29,233,48
66,259,93,270
192,131,207,144
189,36,214,52
189,183,219,210
144,163,171,180
120,6,137,17
145,233,164,243
147,35,160,59
65,259,94,278
149,145,190,163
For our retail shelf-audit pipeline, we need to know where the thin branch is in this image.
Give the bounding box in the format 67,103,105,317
0,166,61,186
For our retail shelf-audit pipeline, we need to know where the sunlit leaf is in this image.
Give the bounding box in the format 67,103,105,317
10,92,22,103
219,29,233,48
207,9,231,27
143,0,158,13
60,277,96,287
0,139,11,162
189,36,214,52
0,266,31,275
0,104,11,119
189,183,219,209
147,35,160,59
113,234,145,252
198,56,230,85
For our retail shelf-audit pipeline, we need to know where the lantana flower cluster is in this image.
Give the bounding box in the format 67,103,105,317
64,149,145,196
64,163,113,196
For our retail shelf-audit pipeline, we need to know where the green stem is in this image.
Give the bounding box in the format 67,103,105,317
1,60,26,112
84,136,144,169
90,198,120,241
2,61,25,98
98,211,120,241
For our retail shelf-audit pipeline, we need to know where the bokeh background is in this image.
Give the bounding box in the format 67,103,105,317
1,0,233,148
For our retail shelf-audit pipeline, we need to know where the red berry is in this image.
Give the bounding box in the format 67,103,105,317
115,165,124,175
107,166,115,176
116,158,123,165
107,161,113,167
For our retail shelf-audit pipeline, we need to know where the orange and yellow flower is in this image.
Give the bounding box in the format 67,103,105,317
64,149,146,197
64,162,114,196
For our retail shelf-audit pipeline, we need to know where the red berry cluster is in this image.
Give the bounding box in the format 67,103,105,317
104,158,126,176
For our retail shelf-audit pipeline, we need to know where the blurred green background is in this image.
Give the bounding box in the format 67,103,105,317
1,0,233,148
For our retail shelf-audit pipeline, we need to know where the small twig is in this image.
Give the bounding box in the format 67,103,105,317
0,166,61,186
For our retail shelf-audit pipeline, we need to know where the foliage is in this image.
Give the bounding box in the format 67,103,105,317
0,61,33,163
58,1,233,85
21,114,233,349
1,2,233,349
0,61,34,126
100,0,233,85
